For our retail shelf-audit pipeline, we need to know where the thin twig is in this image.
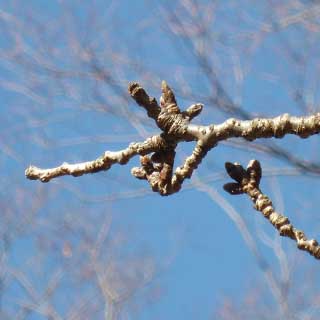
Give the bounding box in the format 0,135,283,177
223,160,320,260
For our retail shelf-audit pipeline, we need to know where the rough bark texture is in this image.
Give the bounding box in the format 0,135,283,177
224,160,320,260
25,81,320,260
26,81,320,195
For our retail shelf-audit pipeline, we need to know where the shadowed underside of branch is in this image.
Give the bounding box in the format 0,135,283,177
26,81,320,195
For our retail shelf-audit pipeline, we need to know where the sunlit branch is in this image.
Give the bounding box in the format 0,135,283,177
26,81,320,195
25,134,169,182
224,160,320,260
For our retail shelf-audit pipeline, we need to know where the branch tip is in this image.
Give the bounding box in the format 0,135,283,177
25,166,39,180
224,159,320,260
160,80,176,106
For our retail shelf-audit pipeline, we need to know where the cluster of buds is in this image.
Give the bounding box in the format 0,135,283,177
129,81,203,195
25,80,320,260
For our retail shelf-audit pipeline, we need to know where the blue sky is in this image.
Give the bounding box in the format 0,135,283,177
1,1,320,319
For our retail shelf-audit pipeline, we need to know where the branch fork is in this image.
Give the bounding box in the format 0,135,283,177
26,81,320,196
25,81,320,260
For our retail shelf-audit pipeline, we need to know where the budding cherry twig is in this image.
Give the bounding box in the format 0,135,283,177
26,81,320,196
224,160,320,260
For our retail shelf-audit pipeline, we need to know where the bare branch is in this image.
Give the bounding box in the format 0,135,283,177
224,160,320,260
26,81,320,195
25,134,169,182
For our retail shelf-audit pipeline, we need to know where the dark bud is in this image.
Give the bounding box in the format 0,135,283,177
225,162,248,183
223,183,244,195
151,152,164,163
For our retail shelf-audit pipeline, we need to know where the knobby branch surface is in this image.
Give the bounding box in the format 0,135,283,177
224,160,320,260
26,81,320,196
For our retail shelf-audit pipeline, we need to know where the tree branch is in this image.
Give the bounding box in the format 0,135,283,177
224,160,320,260
26,81,320,195
25,135,170,182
